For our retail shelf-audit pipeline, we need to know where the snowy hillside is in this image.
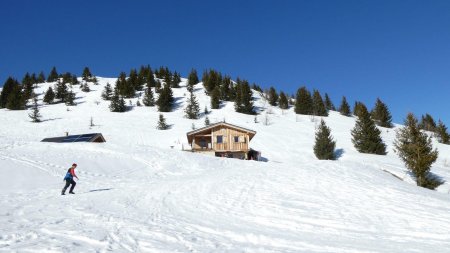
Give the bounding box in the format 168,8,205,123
1,77,450,252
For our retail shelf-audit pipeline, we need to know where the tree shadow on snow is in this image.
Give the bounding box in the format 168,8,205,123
334,149,345,159
89,188,113,193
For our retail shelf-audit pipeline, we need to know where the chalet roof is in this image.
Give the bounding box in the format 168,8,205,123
186,122,256,143
41,133,106,143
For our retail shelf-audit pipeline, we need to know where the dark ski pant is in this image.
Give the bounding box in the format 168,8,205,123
62,178,76,194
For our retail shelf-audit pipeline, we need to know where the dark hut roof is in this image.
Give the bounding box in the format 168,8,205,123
186,122,256,144
41,133,106,143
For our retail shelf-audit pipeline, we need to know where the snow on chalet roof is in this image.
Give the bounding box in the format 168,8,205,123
41,133,106,143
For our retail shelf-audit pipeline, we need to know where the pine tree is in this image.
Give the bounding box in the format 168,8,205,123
312,90,328,116
143,87,155,106
65,90,76,106
353,101,366,118
324,93,335,111
155,80,162,93
187,69,198,93
394,113,441,189
171,71,181,88
81,83,90,92
211,86,221,109
22,72,34,101
0,77,20,108
157,114,169,130
185,92,200,119
146,67,156,88
109,86,126,112
268,86,278,106
204,106,209,115
82,67,93,81
55,80,68,102
351,105,386,154
43,87,55,104
339,96,351,116
47,66,59,82
28,95,42,123
371,98,393,128
220,76,233,101
71,74,79,85
205,116,210,126
234,80,254,114
202,69,222,95
419,114,436,132
295,86,313,115
101,83,113,100
435,120,450,144
37,71,46,83
314,119,336,160
156,83,174,112
6,85,26,110
278,91,289,110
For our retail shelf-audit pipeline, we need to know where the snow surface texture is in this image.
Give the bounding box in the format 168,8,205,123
1,77,450,252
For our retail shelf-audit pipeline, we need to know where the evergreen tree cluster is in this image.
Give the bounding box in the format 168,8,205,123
154,66,181,88
201,69,255,114
0,77,26,110
294,87,329,116
416,113,450,145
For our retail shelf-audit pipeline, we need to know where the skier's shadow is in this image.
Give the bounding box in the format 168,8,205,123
89,188,113,192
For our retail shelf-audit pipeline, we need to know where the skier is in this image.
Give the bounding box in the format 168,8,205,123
61,163,79,195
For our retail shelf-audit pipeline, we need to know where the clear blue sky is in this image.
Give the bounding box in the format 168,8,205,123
1,0,449,125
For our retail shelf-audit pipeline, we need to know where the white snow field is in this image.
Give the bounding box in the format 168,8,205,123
1,77,450,252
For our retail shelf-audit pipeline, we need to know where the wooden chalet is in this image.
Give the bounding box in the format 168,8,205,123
186,122,256,159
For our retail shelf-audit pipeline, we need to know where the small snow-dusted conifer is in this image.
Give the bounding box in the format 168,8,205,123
157,114,169,130
351,105,386,155
435,120,450,144
109,87,126,112
188,69,199,92
65,90,76,106
185,92,200,119
28,95,42,123
143,87,155,106
211,86,221,109
101,83,113,100
312,90,328,116
339,96,351,116
419,114,436,132
371,98,393,128
295,86,313,115
314,119,336,160
37,71,46,83
47,66,59,82
394,113,441,189
268,86,278,106
205,116,210,126
278,91,289,110
324,93,335,111
353,101,366,118
43,87,55,104
81,83,90,92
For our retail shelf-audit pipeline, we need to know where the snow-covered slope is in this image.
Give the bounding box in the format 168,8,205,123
1,78,450,252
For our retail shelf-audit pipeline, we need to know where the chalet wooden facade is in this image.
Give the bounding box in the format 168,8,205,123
186,122,256,159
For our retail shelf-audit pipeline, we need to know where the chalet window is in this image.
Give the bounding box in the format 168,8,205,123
234,136,239,143
217,135,223,143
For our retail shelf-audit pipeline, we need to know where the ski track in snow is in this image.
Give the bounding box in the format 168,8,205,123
1,77,450,252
